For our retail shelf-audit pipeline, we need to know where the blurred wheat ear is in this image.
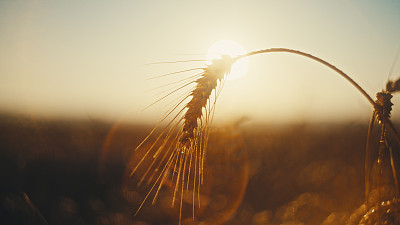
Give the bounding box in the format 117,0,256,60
363,77,400,224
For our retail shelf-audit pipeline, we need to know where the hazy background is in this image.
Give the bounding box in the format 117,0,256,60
2,2,400,224
1,0,400,124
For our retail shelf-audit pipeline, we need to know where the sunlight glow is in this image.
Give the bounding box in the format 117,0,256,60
206,40,248,80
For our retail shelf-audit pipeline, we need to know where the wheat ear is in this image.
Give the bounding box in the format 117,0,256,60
132,55,234,225
365,78,400,209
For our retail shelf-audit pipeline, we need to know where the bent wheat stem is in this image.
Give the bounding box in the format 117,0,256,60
236,48,400,145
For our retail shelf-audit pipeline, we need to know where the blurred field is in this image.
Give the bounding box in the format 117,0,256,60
0,113,381,225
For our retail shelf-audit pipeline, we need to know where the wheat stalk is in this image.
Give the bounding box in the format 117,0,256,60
239,48,400,146
133,48,400,224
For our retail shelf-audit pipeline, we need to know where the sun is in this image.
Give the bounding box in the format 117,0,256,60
206,40,248,80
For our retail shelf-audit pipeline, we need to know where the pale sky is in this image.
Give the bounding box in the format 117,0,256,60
1,0,400,124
